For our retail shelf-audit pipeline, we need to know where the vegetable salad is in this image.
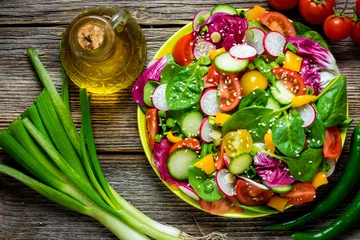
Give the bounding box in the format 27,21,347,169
132,4,349,215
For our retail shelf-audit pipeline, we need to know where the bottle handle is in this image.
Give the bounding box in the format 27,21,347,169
110,9,130,32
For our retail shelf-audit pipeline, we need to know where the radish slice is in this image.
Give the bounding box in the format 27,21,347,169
324,158,336,177
200,88,220,116
152,84,169,111
245,28,265,55
209,129,222,141
199,118,213,143
179,185,200,201
192,10,210,30
294,104,316,128
263,31,286,58
194,41,216,60
216,169,236,197
229,44,257,60
238,176,269,190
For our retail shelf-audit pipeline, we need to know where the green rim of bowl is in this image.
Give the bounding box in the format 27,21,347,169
137,22,348,218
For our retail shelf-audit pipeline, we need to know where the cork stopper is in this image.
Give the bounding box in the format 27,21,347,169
77,23,104,50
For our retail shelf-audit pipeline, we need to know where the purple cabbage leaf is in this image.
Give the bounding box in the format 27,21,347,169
193,12,248,51
254,152,295,188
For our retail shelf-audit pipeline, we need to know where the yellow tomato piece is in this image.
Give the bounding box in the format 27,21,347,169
166,131,183,143
215,112,231,126
209,48,225,60
267,196,289,212
312,171,329,189
194,154,216,175
247,5,266,22
283,51,303,72
223,130,253,158
264,131,275,153
291,95,317,107
240,70,268,96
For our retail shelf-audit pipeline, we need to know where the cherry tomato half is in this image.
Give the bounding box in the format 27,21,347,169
200,196,243,215
260,12,296,37
236,179,274,206
351,21,360,45
271,68,306,95
240,70,268,96
219,73,242,112
172,33,195,66
299,0,335,25
169,138,201,155
215,142,225,170
267,0,299,11
222,130,253,158
323,126,342,159
204,64,220,88
145,108,159,150
324,15,353,41
280,182,315,205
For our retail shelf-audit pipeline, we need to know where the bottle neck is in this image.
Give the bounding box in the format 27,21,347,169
69,15,115,62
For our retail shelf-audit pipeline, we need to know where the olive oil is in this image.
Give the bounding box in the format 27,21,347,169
60,8,147,94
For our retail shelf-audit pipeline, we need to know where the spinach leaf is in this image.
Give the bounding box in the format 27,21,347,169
143,80,159,107
222,106,281,142
188,160,223,202
165,64,204,110
317,76,347,128
306,109,325,148
239,89,268,109
284,148,323,182
292,21,312,35
271,113,305,157
302,31,329,50
160,62,180,83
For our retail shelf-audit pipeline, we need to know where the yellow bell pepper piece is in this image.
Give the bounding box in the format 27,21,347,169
283,51,303,72
267,196,290,212
194,154,216,175
166,131,183,143
247,5,266,22
209,48,225,60
312,171,328,189
264,131,275,153
291,95,317,107
215,112,231,126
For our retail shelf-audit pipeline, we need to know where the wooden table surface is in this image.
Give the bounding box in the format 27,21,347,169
1,0,360,239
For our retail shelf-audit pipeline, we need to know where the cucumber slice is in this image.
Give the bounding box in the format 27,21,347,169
168,149,198,181
271,184,293,194
211,4,238,15
214,52,249,73
270,81,295,105
266,97,281,110
228,153,253,175
181,111,204,137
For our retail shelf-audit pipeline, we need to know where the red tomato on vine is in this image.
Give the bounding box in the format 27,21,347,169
299,0,335,25
324,15,353,41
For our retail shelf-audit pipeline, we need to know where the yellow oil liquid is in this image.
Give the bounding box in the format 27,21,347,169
60,8,147,94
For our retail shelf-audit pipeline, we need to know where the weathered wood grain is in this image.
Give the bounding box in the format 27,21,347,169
1,0,360,239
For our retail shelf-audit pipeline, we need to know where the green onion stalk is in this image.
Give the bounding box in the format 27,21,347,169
0,48,230,240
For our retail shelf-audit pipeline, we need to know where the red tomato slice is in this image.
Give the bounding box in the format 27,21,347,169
280,182,315,205
271,68,306,95
172,33,195,66
235,179,274,206
145,108,159,150
219,73,242,112
204,64,220,88
200,197,243,215
169,138,201,155
323,126,342,159
215,142,225,170
260,12,296,36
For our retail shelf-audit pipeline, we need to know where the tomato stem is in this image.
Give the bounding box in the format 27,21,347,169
337,0,349,16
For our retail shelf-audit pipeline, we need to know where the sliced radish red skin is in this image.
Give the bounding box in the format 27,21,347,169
152,84,170,111
194,41,216,60
192,10,210,30
263,31,286,58
200,88,220,116
238,176,269,190
229,44,257,60
295,104,316,128
216,169,236,197
179,185,200,201
324,158,336,177
245,28,265,55
199,117,213,143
